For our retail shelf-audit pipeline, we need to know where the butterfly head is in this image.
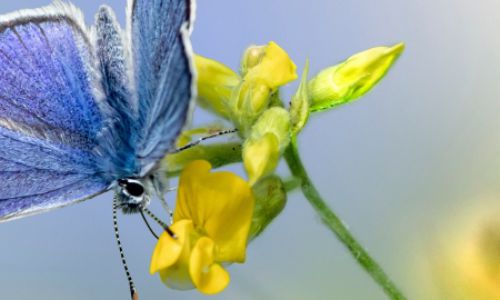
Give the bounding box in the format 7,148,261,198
116,178,152,214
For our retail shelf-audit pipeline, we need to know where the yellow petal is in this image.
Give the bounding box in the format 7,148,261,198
174,160,254,262
150,220,193,274
195,55,241,118
308,43,404,112
155,220,196,290
173,160,212,222
189,237,230,295
243,133,280,185
244,42,298,89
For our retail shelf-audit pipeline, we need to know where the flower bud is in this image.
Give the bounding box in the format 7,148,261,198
243,107,291,184
249,176,287,240
243,133,280,185
248,107,291,152
240,45,267,76
232,42,298,133
243,41,298,89
308,43,404,112
238,82,271,114
195,55,241,118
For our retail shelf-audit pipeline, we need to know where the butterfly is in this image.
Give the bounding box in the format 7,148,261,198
0,0,195,222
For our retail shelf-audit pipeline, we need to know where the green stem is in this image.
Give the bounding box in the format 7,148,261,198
284,137,406,300
283,177,302,192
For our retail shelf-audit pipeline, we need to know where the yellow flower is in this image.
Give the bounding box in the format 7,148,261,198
150,160,254,294
308,43,404,112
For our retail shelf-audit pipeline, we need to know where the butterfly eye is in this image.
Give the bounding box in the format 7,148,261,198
125,182,145,197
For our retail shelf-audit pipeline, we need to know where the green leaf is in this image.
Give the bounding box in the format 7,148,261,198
290,59,310,135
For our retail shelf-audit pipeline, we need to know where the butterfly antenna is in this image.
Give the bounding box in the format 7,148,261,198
112,194,139,300
139,209,159,239
143,208,177,238
171,128,238,153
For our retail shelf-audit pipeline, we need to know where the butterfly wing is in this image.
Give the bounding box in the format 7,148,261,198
0,3,111,221
94,6,138,178
128,0,195,173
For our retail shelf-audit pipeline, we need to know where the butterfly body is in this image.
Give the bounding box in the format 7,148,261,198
0,0,195,221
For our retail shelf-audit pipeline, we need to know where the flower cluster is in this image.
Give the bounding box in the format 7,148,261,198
152,41,404,294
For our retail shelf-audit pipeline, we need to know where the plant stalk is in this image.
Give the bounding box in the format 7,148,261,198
283,137,405,300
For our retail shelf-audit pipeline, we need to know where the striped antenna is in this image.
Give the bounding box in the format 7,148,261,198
143,208,176,238
170,128,238,153
139,209,159,239
112,194,138,300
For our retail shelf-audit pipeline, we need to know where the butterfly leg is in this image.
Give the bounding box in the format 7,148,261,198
157,192,174,224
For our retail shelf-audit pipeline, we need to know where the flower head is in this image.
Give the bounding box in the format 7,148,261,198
195,42,297,136
150,160,254,294
234,42,297,134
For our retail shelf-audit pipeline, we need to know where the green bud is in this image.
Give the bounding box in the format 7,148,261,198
229,82,272,136
308,43,405,112
249,176,287,240
290,60,310,135
248,107,291,152
243,107,291,184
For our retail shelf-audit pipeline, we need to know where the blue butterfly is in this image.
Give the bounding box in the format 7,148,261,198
0,0,195,221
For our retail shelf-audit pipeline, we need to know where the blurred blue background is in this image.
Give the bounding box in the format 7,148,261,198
1,0,500,299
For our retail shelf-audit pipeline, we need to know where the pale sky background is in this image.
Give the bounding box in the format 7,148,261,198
1,0,500,299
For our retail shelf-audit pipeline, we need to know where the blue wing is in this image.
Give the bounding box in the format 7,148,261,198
129,0,195,173
0,2,111,221
94,6,138,178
